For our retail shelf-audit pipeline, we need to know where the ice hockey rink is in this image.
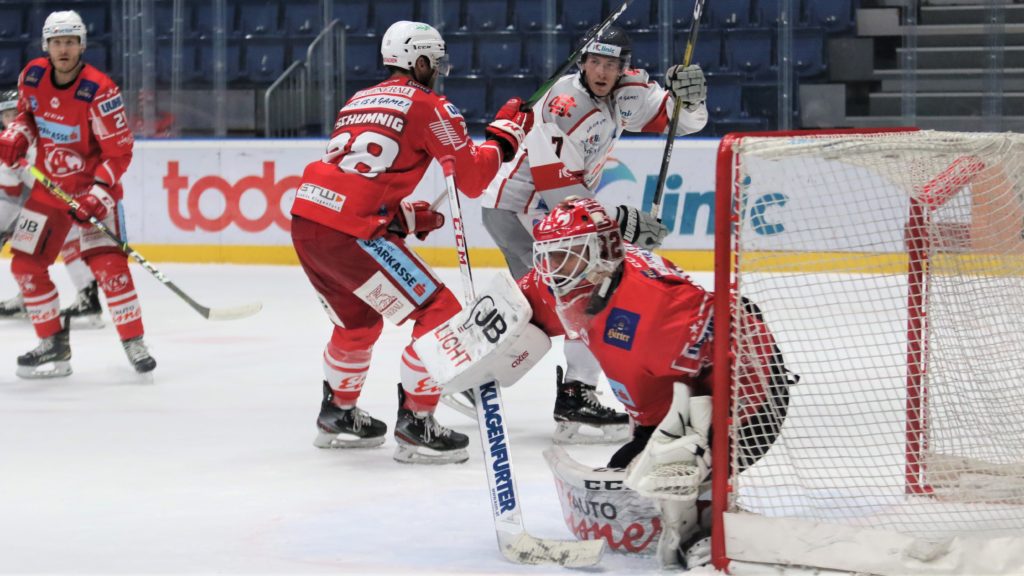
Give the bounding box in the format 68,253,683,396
0,261,734,575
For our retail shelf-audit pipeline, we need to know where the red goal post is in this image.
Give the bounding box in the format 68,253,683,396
711,128,1024,574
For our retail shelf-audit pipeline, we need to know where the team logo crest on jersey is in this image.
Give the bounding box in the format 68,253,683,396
603,308,639,350
97,94,124,116
75,80,99,103
50,97,60,109
24,66,44,87
548,94,577,118
45,148,85,177
28,96,38,111
443,102,462,119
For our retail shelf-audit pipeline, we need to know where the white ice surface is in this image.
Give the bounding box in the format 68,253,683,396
0,262,708,575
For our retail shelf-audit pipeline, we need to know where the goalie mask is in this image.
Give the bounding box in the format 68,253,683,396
381,21,451,77
533,196,624,301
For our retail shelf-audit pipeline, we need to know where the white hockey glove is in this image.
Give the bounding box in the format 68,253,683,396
624,383,711,502
616,204,668,249
665,64,706,108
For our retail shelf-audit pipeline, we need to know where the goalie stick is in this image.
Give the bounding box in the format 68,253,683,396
438,156,605,567
25,163,262,321
651,0,707,219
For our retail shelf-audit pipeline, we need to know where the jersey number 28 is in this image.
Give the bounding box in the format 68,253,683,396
323,130,400,178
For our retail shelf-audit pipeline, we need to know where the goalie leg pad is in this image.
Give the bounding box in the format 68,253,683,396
413,271,551,394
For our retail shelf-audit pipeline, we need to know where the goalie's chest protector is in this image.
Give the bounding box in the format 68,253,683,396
581,252,714,426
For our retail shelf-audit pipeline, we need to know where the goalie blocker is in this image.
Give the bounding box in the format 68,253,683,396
413,271,551,395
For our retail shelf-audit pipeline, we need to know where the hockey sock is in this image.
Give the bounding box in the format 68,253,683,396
400,344,441,412
87,252,143,340
564,338,602,385
323,334,372,408
12,254,61,337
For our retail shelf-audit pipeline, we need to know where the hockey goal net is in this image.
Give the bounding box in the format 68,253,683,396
711,129,1024,574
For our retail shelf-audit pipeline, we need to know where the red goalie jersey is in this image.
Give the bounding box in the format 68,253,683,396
519,247,715,427
14,57,133,209
291,77,505,239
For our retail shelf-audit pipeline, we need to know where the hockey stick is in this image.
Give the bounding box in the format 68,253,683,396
522,0,634,109
438,156,605,567
650,0,707,219
25,164,262,321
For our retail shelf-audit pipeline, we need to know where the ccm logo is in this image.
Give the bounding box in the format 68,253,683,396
511,350,529,368
164,161,301,232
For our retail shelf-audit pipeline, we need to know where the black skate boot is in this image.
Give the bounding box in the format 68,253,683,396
394,383,470,464
314,382,387,449
61,281,104,329
0,292,27,319
553,366,631,445
16,315,72,379
122,336,157,374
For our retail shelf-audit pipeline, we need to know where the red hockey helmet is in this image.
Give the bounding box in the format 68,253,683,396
533,196,624,297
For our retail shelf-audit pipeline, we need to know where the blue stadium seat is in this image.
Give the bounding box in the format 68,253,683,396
490,75,538,118
445,34,476,77
334,0,369,34
477,33,521,75
561,1,602,32
0,6,25,40
683,28,722,72
741,83,778,120
237,0,282,37
710,0,752,28
283,1,321,37
434,0,463,33
0,42,22,84
466,0,508,32
706,74,743,120
157,40,201,85
725,28,772,76
83,42,109,70
76,3,109,38
194,40,243,84
708,116,768,137
522,31,570,78
154,0,196,38
793,28,826,77
372,0,417,35
244,38,288,83
194,3,240,38
806,0,854,32
619,0,654,31
442,76,488,125
756,0,804,26
345,35,382,77
515,0,545,32
630,31,658,72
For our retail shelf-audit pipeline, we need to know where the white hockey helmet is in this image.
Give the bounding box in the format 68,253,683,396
42,10,87,52
380,21,450,77
0,89,17,113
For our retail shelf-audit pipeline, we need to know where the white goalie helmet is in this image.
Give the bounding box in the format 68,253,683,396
42,10,87,52
380,21,451,77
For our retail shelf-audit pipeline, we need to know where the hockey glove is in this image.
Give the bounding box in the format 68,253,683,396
388,200,445,241
666,64,706,108
616,204,669,249
0,122,31,167
486,97,533,162
73,183,116,223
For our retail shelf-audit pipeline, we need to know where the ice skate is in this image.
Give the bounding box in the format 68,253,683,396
122,335,157,374
553,366,631,445
394,384,469,464
314,382,387,449
61,281,104,329
16,315,72,379
0,292,27,319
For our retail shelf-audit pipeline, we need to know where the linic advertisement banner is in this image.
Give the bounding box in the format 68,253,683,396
117,138,726,257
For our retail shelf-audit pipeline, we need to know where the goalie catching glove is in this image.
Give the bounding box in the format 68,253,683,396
486,97,534,162
616,204,668,249
665,64,706,109
388,200,445,240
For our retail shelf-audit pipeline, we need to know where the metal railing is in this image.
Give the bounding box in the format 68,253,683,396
264,60,309,138
306,19,346,136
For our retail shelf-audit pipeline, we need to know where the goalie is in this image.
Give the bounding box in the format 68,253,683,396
415,196,795,568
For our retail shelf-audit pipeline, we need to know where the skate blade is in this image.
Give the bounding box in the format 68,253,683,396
313,431,386,449
68,315,104,330
393,441,469,465
552,422,630,445
16,361,72,379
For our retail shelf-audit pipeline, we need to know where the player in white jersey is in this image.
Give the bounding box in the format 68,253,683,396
479,25,709,444
0,88,104,326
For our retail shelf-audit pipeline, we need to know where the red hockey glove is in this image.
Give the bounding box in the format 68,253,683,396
388,200,445,241
486,97,534,162
73,184,116,223
0,123,31,167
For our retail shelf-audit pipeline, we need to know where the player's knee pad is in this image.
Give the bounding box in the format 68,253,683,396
543,446,662,555
409,287,460,339
10,252,50,292
413,271,551,394
735,297,798,471
328,322,383,352
85,252,135,296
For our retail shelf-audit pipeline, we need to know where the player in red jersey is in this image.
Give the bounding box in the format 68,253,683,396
0,10,155,378
291,20,533,464
519,197,796,567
